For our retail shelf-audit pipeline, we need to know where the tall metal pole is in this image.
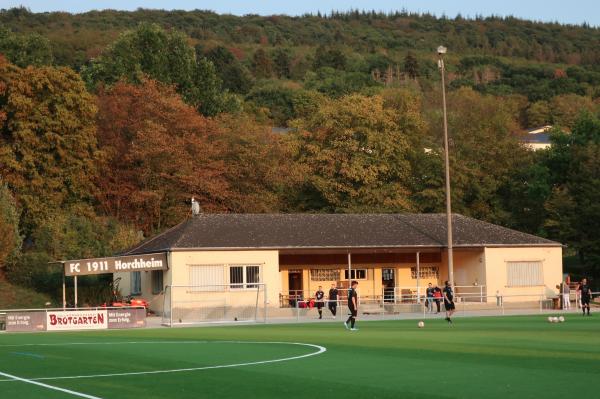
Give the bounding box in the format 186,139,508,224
438,46,454,288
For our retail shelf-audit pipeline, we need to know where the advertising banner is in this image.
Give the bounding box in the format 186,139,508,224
64,252,168,276
107,308,147,329
5,312,46,332
46,310,108,331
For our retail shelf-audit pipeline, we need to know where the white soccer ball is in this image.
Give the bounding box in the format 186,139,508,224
418,321,425,328
558,316,565,323
552,317,559,323
547,316,553,323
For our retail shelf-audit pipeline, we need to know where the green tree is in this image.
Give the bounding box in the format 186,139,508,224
203,46,254,94
0,27,53,67
403,52,419,80
273,48,292,79
526,101,551,127
290,94,415,212
544,114,600,278
81,23,233,116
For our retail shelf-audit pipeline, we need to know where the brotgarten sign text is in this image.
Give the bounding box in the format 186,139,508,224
64,253,168,276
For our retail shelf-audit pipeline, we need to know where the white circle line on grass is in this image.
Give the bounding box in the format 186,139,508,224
0,341,327,382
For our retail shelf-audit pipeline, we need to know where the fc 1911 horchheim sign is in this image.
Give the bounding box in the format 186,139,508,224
64,253,168,276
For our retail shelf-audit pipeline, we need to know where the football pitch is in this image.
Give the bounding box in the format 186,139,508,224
0,315,598,399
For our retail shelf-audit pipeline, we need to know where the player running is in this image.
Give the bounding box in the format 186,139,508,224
344,280,359,331
315,286,325,319
443,280,455,324
577,278,592,316
328,283,338,318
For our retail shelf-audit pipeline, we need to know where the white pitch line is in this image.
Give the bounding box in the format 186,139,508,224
0,341,326,383
0,370,103,399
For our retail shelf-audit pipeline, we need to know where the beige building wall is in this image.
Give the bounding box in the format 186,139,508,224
170,250,281,307
484,246,562,302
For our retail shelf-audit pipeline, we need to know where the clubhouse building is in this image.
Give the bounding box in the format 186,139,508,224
115,213,563,315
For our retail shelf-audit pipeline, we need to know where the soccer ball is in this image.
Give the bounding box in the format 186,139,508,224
547,316,553,323
418,321,425,328
558,316,565,323
552,317,559,323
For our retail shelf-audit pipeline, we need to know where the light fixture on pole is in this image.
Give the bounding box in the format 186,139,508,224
437,45,454,288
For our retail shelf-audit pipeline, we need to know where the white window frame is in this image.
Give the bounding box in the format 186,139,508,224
229,264,262,289
188,264,226,291
506,261,544,287
344,269,367,280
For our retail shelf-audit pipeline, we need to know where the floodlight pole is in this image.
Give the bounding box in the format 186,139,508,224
438,46,454,288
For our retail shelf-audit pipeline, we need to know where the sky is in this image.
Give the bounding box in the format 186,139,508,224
2,0,599,26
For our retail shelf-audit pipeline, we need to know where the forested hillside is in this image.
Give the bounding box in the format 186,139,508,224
0,7,599,301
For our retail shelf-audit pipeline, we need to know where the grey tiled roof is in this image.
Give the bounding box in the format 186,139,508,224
124,214,560,255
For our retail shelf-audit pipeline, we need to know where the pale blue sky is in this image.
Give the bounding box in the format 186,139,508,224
2,0,598,26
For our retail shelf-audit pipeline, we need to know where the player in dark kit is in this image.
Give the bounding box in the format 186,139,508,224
328,284,338,318
577,278,592,316
443,280,456,324
315,286,325,319
344,281,359,331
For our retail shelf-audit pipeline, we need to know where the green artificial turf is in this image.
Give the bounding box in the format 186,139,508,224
0,315,599,399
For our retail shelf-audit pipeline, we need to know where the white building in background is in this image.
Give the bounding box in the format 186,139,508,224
522,125,553,151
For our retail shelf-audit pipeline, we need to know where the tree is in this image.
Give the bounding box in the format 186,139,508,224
203,46,254,94
0,59,98,231
403,52,419,80
290,94,414,212
425,87,529,223
273,48,292,79
0,27,53,67
313,45,347,70
549,94,596,129
95,79,232,232
214,113,295,212
526,101,551,127
543,114,600,278
0,181,21,268
252,48,273,79
81,23,233,116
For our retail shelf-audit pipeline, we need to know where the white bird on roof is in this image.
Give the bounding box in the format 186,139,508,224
191,197,201,216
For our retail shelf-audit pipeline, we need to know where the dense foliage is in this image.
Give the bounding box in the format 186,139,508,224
1,8,600,301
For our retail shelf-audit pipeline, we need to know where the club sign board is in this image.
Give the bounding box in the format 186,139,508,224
64,253,168,276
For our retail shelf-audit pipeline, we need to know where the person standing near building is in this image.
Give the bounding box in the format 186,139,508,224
433,284,442,314
344,281,359,331
443,280,456,324
425,283,435,313
577,278,592,316
328,283,338,318
562,282,571,310
315,286,325,319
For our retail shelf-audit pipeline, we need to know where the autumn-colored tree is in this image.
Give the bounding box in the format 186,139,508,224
0,180,21,268
214,113,297,212
549,94,597,129
430,87,529,222
95,79,232,232
0,59,98,230
252,48,273,79
290,94,415,212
